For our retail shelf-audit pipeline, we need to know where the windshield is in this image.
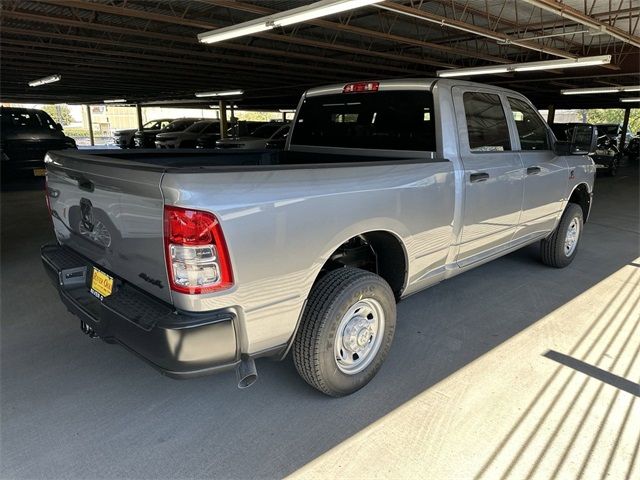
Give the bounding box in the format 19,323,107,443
597,125,620,136
185,121,216,133
163,120,197,132
142,120,160,130
290,91,436,151
250,123,285,138
1,109,57,132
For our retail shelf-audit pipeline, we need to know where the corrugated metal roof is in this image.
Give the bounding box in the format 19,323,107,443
1,0,638,108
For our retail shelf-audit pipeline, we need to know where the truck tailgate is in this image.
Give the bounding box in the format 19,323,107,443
45,152,171,304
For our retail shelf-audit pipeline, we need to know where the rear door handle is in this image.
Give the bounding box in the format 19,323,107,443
470,172,490,183
527,166,541,175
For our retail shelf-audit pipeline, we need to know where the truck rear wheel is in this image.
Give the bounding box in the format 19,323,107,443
293,267,396,397
540,203,583,268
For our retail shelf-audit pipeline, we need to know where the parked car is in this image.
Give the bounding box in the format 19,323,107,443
594,127,622,176
216,123,290,149
134,118,198,148
624,131,639,161
1,106,76,179
196,121,267,148
155,119,218,149
114,119,173,149
42,79,595,396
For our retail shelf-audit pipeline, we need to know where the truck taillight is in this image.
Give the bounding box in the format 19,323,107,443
164,206,233,294
343,82,379,93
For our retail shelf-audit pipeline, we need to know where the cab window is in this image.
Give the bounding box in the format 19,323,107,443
463,92,511,152
507,97,550,151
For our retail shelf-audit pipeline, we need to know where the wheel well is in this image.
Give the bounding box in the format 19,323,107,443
568,183,591,222
318,231,407,300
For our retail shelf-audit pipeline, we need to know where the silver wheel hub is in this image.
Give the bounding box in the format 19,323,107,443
334,298,385,375
564,217,580,257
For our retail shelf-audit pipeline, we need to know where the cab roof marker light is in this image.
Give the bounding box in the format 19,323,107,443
195,90,244,98
343,81,379,93
28,74,61,87
562,85,640,95
620,97,640,103
198,0,383,44
437,54,611,78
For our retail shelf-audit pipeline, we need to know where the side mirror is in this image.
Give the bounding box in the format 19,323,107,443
555,124,597,155
56,122,64,131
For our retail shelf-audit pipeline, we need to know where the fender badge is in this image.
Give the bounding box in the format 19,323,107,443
569,170,575,179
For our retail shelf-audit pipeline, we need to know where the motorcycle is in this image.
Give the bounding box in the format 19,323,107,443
591,134,621,176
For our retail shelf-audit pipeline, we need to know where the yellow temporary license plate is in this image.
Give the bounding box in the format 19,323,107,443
90,267,114,300
33,168,47,177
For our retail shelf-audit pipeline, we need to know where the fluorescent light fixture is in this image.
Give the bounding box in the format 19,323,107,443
199,23,271,44
28,74,61,87
198,0,383,44
621,97,640,103
103,99,127,103
195,90,244,98
279,109,296,113
437,54,611,78
561,85,640,95
438,66,508,77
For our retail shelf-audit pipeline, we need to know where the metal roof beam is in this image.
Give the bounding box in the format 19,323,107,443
29,1,453,69
0,13,425,75
375,1,578,59
200,0,509,64
520,0,640,48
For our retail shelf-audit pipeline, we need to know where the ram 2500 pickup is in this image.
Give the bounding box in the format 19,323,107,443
41,79,595,396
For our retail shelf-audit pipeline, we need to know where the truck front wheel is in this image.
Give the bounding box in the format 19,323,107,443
293,267,396,397
540,203,584,268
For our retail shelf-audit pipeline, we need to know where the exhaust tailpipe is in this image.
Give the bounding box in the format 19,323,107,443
236,357,258,389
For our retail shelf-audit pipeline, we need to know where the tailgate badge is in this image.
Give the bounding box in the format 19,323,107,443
78,198,112,248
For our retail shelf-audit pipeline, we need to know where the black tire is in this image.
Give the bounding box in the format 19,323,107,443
293,267,396,397
540,203,584,268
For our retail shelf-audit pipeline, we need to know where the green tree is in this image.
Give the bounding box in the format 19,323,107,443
587,108,640,136
41,104,73,126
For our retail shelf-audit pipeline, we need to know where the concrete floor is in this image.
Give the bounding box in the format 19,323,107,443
1,168,638,479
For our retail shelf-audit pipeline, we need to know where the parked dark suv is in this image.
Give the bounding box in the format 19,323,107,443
134,118,198,148
114,118,173,148
1,106,77,180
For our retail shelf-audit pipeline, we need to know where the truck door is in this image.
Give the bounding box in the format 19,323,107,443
505,96,567,240
452,87,524,265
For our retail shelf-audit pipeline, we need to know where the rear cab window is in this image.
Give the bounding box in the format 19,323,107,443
289,90,436,152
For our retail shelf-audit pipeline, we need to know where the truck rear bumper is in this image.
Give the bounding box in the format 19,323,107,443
41,244,240,378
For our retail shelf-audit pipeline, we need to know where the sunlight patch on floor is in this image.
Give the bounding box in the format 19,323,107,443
287,259,640,480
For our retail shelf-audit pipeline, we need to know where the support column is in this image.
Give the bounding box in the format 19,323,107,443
85,104,94,146
219,100,228,139
136,104,143,131
619,107,631,151
547,104,555,124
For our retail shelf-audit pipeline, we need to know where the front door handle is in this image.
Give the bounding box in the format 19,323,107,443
470,172,490,183
527,166,541,175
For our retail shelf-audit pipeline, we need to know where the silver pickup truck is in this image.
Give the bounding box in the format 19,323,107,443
42,79,596,396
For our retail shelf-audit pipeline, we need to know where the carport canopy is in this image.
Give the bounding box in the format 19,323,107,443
0,0,638,110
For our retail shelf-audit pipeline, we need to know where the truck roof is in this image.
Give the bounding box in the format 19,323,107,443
303,78,525,99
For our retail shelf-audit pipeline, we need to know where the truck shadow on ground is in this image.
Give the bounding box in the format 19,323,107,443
0,169,638,479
